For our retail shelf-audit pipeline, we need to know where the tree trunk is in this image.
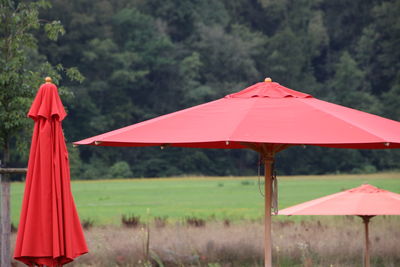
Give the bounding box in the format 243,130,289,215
0,164,2,264
0,166,27,267
1,140,11,267
1,172,11,267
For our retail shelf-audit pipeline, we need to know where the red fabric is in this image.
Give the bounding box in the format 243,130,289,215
278,184,400,216
14,82,88,266
74,81,400,149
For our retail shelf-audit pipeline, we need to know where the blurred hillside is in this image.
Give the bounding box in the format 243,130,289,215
14,0,400,178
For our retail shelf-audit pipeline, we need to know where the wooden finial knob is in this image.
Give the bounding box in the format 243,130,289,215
264,77,272,82
45,77,52,83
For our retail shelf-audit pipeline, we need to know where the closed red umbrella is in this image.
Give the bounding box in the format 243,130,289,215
278,184,400,267
14,78,88,266
74,78,400,267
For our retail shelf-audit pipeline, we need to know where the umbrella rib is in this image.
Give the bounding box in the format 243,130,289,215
227,98,294,153
75,99,225,145
226,98,260,145
298,98,389,144
279,191,348,215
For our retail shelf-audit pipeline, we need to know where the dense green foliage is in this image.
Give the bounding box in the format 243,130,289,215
10,173,400,225
0,0,83,167
4,0,400,178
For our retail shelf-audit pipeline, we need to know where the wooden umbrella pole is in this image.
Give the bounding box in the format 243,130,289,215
362,216,373,267
243,143,288,267
264,151,274,267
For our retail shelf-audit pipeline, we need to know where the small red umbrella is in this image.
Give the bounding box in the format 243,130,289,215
278,184,400,267
14,78,88,266
74,78,400,267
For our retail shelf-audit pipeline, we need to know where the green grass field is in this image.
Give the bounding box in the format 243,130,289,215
10,172,400,225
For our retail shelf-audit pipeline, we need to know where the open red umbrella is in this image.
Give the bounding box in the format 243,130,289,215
74,78,400,267
14,77,88,266
278,184,400,267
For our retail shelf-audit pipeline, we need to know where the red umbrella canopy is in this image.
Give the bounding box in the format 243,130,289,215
74,78,400,267
14,79,88,266
278,184,400,216
74,79,400,149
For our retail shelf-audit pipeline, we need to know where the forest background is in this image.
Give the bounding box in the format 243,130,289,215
4,0,400,179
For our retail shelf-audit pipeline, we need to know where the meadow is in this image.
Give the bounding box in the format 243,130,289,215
10,172,400,225
10,173,400,266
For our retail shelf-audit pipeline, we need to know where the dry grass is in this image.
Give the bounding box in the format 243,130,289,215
11,217,400,266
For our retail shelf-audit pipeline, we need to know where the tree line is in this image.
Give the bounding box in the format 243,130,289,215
3,0,400,179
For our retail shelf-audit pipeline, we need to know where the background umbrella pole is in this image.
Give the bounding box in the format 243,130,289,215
263,151,274,267
362,216,373,267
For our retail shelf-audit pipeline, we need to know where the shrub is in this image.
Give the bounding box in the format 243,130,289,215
109,161,133,178
223,219,231,227
81,156,109,179
351,164,377,174
11,223,17,233
241,180,254,186
186,217,206,227
121,214,141,228
81,218,95,230
154,216,168,228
